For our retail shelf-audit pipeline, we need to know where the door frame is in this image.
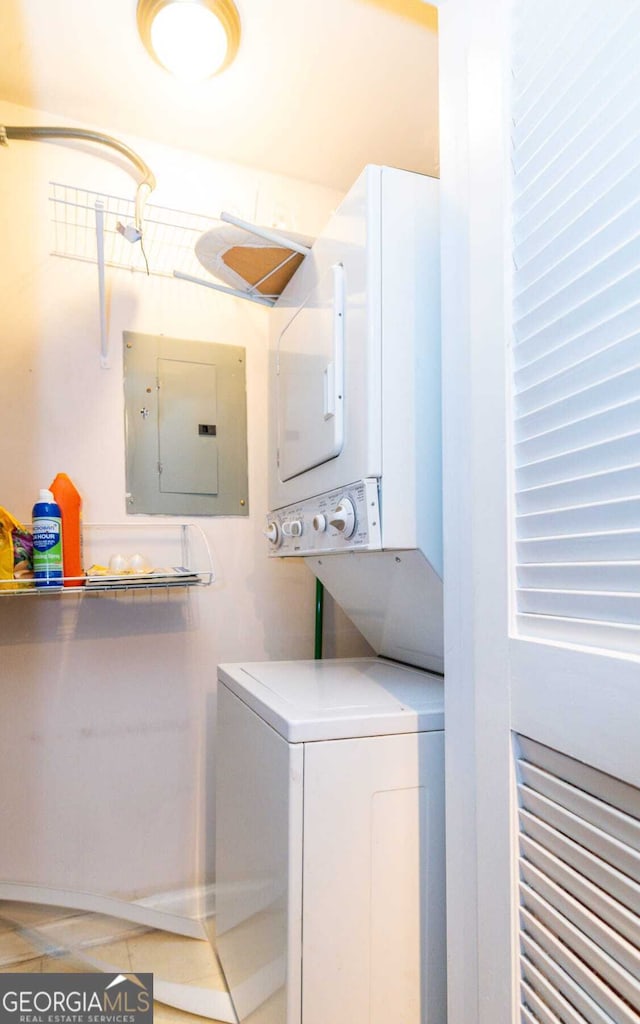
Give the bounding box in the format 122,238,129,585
437,1,518,1022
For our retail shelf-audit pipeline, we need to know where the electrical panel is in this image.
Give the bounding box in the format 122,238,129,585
124,331,248,516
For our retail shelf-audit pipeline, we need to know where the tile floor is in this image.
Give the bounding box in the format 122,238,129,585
0,901,229,1024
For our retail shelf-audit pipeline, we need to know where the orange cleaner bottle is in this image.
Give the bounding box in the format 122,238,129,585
50,473,85,587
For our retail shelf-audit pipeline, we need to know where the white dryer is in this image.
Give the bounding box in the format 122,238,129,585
265,165,443,673
215,657,445,1024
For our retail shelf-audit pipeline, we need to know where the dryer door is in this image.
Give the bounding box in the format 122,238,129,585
276,263,345,482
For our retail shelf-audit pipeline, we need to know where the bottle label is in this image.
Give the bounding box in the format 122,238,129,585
33,517,63,582
33,518,62,554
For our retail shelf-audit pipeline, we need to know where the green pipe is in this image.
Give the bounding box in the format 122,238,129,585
314,579,324,660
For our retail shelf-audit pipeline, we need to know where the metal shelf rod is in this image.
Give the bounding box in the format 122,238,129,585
220,211,312,256
173,270,276,306
94,199,109,369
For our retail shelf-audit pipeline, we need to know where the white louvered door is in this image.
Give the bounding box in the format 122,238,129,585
439,1,640,1023
512,1,640,654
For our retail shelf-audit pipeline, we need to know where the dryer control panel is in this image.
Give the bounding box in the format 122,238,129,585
265,478,382,556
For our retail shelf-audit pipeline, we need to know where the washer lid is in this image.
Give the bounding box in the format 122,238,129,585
217,657,443,742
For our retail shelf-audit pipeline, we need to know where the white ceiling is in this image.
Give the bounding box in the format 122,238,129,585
0,0,439,192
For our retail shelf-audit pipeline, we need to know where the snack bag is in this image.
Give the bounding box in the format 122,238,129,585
0,508,33,591
13,528,34,582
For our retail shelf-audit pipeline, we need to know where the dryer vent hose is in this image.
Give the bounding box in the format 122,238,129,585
1,125,156,231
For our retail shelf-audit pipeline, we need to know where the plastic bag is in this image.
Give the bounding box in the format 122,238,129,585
0,507,33,590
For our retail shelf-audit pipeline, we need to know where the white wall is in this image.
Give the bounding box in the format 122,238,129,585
0,101,370,906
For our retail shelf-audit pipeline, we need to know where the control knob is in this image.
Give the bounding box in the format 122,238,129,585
312,514,327,532
328,497,356,538
282,519,303,538
264,521,282,547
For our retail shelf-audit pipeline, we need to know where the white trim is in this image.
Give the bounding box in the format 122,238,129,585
440,1,517,1022
511,639,640,787
0,881,207,940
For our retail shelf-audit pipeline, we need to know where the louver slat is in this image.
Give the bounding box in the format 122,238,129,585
518,762,640,848
515,402,640,465
515,614,640,654
516,433,640,492
521,958,613,1024
515,370,640,441
517,563,640,593
517,466,640,516
516,590,640,625
520,835,640,947
516,497,640,539
511,3,640,652
519,788,640,879
516,736,640,1022
514,207,640,321
521,911,639,1024
522,999,557,1024
514,81,640,252
516,341,640,421
522,1003,547,1024
511,1,601,105
516,531,640,564
514,91,640,240
521,872,640,983
522,979,586,1024
521,934,620,1024
518,810,640,916
512,10,637,161
514,311,640,394
514,271,640,362
517,738,640,815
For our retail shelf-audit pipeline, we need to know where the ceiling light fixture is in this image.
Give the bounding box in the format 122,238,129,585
137,0,241,81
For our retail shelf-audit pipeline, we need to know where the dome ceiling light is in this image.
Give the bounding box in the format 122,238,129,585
137,0,241,81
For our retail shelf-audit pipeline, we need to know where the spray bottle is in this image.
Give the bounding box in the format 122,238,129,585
50,473,84,587
32,489,63,588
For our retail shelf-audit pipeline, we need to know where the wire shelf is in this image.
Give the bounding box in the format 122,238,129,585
49,181,217,279
0,522,214,597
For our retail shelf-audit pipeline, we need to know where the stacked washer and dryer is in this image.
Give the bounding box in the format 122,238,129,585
215,166,445,1024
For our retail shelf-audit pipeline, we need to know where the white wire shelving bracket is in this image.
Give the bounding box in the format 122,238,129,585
50,182,219,369
49,182,313,358
49,181,216,279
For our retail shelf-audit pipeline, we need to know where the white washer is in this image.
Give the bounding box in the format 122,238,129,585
215,657,445,1024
